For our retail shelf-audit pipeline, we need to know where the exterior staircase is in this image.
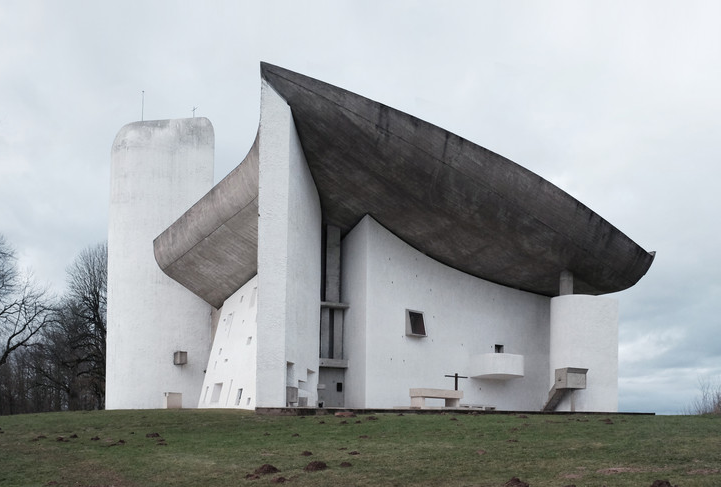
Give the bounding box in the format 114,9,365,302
542,367,588,412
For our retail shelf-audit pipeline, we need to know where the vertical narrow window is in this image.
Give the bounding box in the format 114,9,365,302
235,388,243,406
405,310,427,337
224,312,234,338
210,382,223,403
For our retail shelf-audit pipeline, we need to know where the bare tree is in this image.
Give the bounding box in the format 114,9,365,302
35,242,107,409
686,376,721,415
66,242,106,409
0,235,54,369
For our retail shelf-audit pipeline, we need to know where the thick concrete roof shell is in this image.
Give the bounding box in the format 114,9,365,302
154,136,259,308
260,63,653,297
154,63,654,307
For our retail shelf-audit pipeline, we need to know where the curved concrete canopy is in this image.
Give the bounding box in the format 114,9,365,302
154,135,259,308
260,63,653,297
155,63,654,307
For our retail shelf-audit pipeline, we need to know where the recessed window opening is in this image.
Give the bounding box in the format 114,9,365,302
246,397,251,405
405,310,427,337
246,336,253,345
495,344,504,353
210,383,223,403
225,313,234,337
336,382,343,393
250,287,258,307
235,388,243,406
226,380,234,406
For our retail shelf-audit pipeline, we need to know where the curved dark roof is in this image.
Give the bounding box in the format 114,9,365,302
154,63,654,307
260,63,653,297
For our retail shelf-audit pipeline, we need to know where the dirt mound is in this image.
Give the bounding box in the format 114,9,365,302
271,476,288,483
301,450,313,456
504,477,529,487
254,464,280,475
650,481,678,487
340,462,352,468
304,461,328,472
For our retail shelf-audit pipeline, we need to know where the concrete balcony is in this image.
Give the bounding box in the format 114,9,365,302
470,353,524,380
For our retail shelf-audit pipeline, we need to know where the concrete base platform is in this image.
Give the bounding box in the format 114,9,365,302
254,407,654,416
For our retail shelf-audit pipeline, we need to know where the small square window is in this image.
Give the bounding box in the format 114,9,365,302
495,344,504,353
405,310,427,337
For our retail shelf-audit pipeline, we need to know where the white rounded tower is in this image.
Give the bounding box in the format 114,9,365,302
107,118,214,409
549,294,619,412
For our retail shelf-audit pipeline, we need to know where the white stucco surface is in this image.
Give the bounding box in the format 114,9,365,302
256,82,322,407
198,275,258,409
107,118,214,409
342,216,551,410
550,294,619,412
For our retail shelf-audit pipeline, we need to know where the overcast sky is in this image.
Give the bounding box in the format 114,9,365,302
1,1,719,414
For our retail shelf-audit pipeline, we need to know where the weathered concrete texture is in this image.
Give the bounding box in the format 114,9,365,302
153,134,259,308
260,63,655,296
107,118,214,409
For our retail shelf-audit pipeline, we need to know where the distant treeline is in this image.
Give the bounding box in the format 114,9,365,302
0,236,106,415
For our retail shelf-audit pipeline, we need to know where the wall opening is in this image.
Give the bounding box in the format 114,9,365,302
210,382,223,403
405,310,427,337
235,388,243,406
225,312,234,338
495,344,505,353
250,286,258,307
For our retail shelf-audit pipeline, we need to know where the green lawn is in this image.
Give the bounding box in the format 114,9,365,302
0,409,719,486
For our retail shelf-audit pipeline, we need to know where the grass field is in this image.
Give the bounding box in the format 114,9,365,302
0,409,719,486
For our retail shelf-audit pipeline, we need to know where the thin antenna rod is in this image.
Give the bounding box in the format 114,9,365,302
192,106,198,118
141,90,145,121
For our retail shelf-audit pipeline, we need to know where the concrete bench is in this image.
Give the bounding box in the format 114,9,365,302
409,388,463,408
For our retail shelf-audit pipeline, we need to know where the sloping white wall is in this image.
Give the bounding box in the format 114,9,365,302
198,275,258,409
256,81,322,407
107,118,214,409
550,295,619,412
342,216,551,410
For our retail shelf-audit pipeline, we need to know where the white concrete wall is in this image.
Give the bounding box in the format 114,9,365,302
340,221,369,407
256,81,322,407
342,216,551,410
198,275,258,409
107,118,214,409
550,294,619,412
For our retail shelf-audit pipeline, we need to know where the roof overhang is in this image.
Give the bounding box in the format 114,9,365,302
154,63,654,307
